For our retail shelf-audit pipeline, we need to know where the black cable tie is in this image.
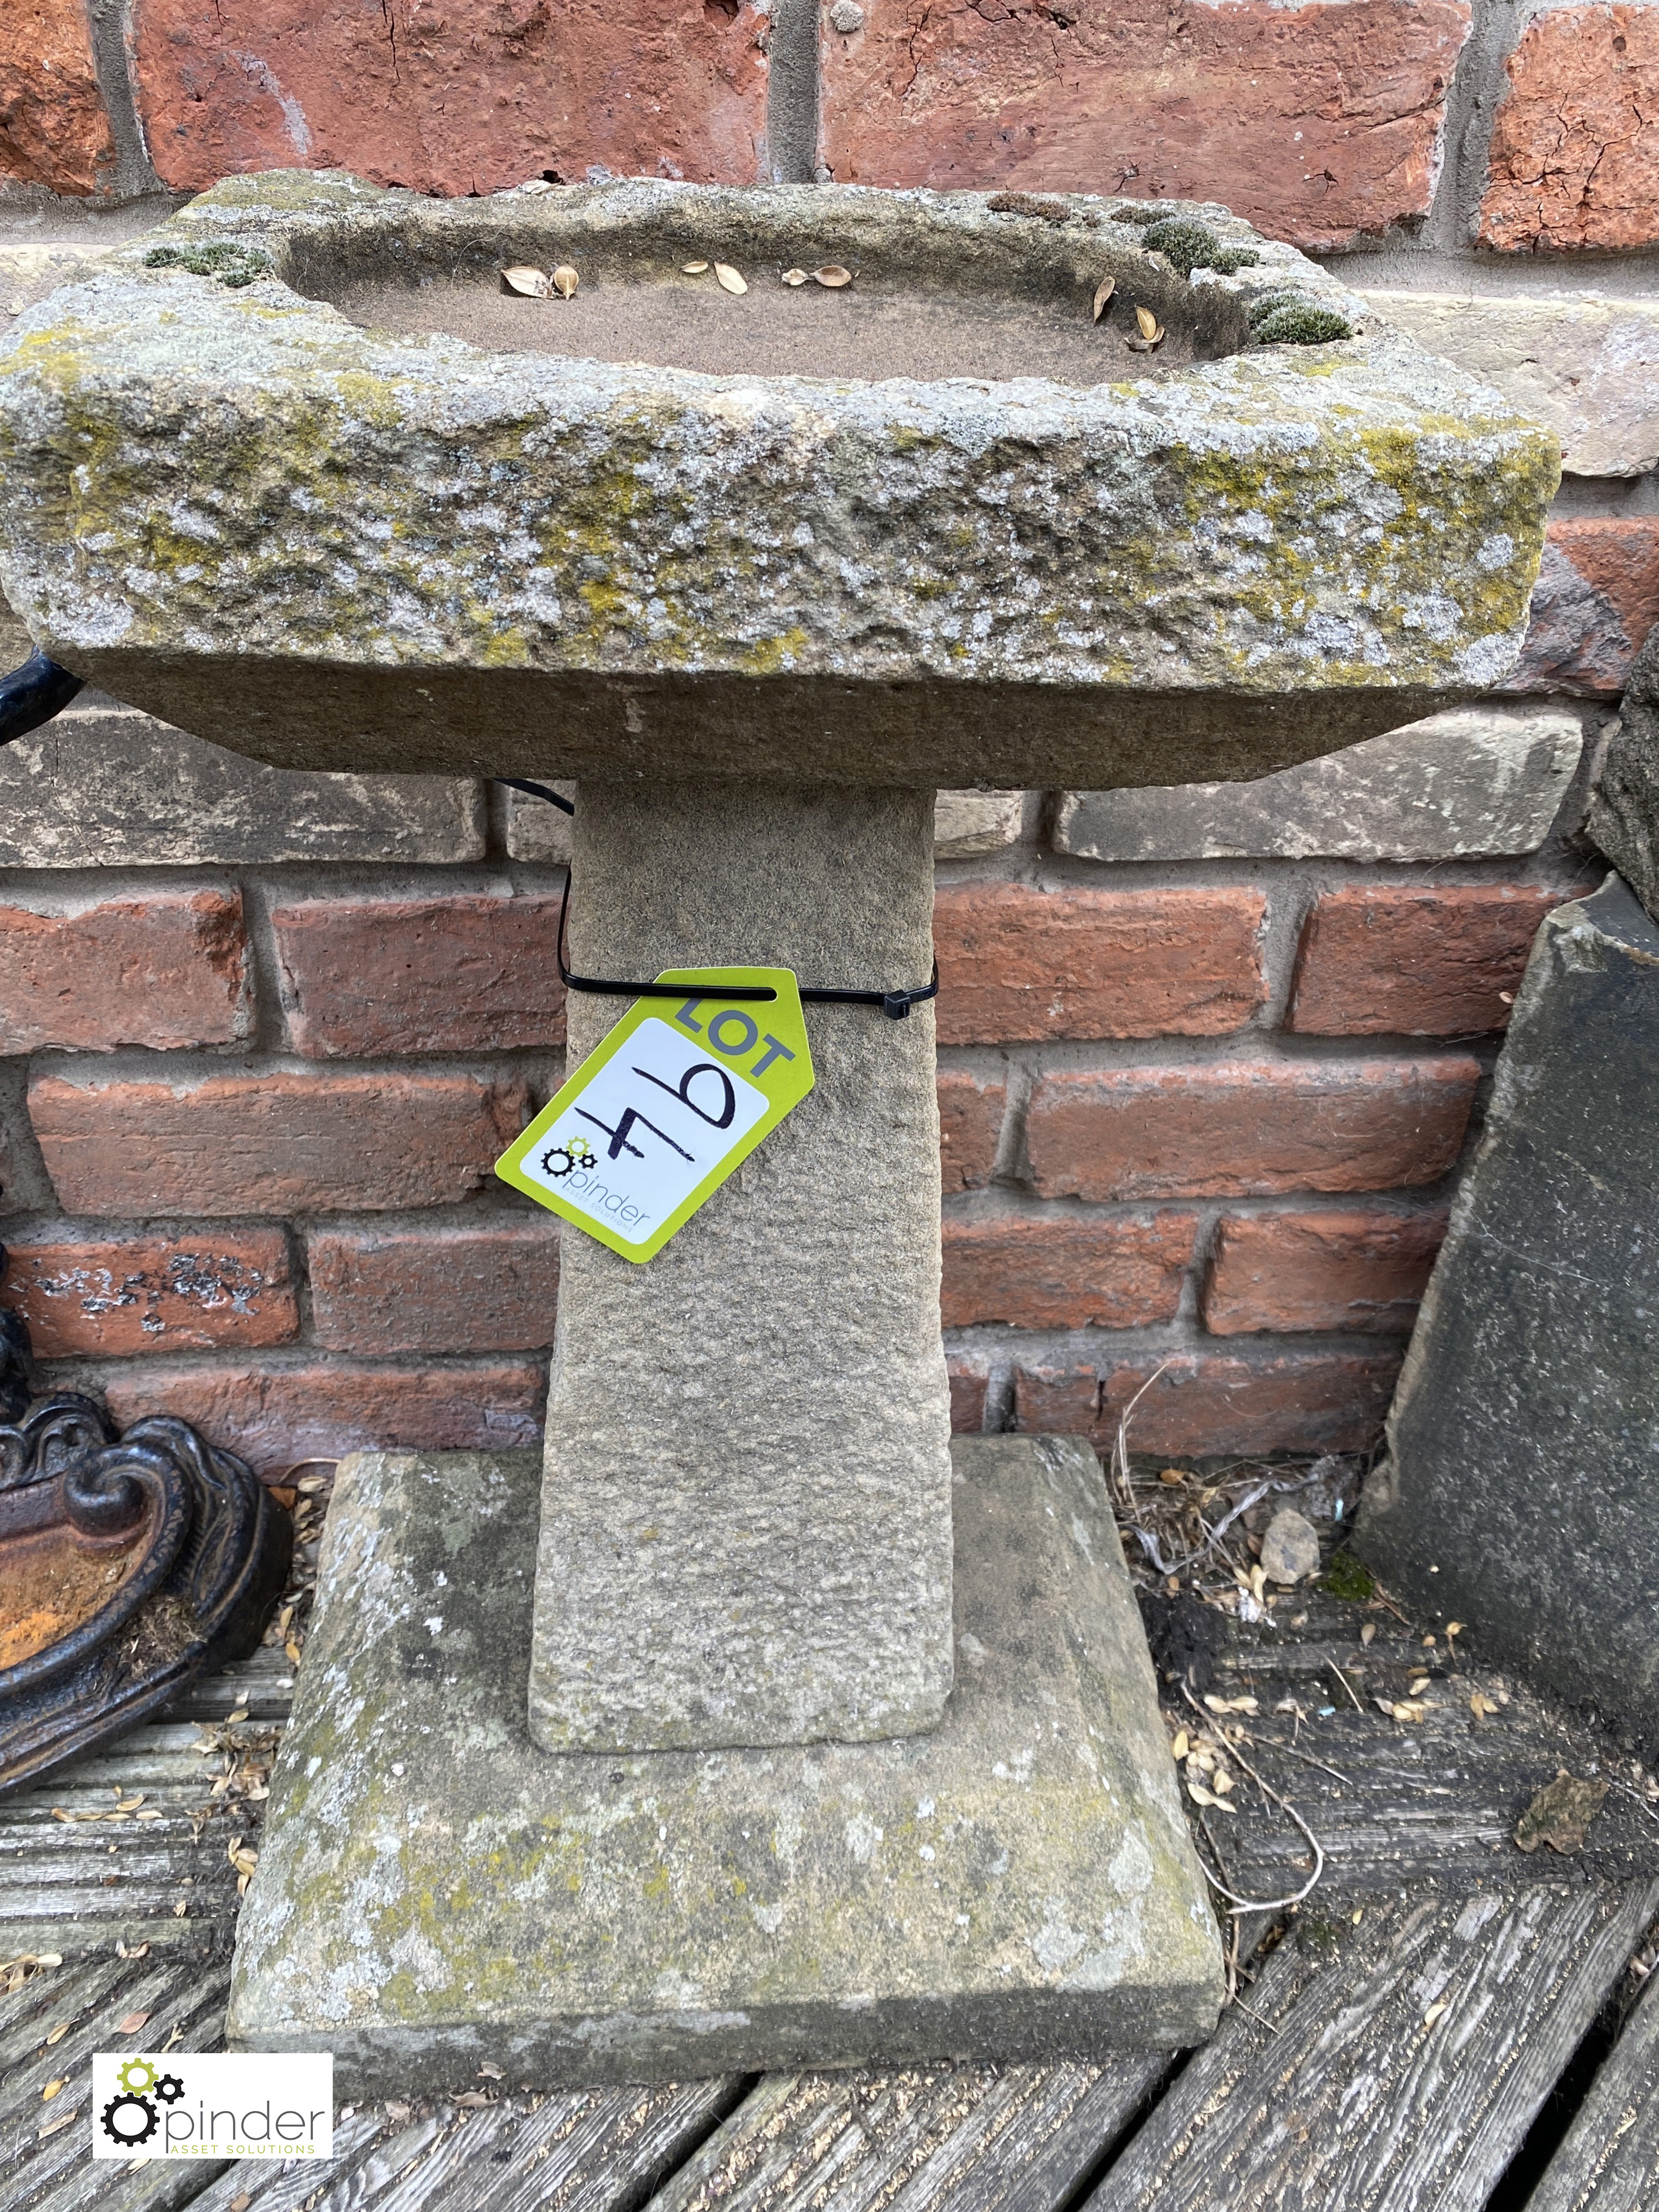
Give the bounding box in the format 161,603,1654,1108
499,776,575,815
515,784,940,1021
0,651,84,747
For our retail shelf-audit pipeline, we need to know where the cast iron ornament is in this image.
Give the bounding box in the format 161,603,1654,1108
0,1320,290,1793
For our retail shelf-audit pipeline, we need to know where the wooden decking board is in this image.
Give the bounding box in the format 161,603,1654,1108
1526,1963,1659,2212
168,2083,747,2212
5,1955,231,2212
1077,1880,1659,2212
1183,1629,1659,1899
647,2053,1173,2212
0,1662,295,1958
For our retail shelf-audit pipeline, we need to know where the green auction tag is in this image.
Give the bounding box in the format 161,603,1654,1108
495,969,815,1263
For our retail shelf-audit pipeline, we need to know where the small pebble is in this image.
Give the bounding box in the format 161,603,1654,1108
1259,1507,1321,1586
830,1,865,27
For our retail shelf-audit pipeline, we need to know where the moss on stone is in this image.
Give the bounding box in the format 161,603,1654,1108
145,241,273,289
1140,218,1260,281
1253,303,1354,348
1322,1549,1378,1602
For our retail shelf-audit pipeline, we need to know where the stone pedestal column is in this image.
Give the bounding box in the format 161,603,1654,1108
528,780,953,1754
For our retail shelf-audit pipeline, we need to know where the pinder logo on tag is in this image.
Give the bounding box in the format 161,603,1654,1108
90,2051,333,2158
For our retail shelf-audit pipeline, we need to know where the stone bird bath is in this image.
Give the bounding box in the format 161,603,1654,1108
0,174,1555,2087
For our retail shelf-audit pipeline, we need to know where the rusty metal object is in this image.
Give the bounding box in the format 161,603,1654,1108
0,1364,290,1794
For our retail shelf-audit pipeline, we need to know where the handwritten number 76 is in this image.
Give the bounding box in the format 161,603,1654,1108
575,1059,737,1164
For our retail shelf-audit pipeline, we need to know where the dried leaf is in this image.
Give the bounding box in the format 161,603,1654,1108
1187,1781,1218,1808
781,267,809,286
1157,1466,1184,1486
1135,305,1158,339
1092,276,1116,322
1470,1690,1500,1719
39,2109,77,2138
173,1900,188,1919
1212,1770,1235,1795
455,2090,492,2108
1408,1676,1431,1698
500,266,549,299
135,1809,164,1823
1446,1620,1465,1639
227,1708,250,1726
36,1953,61,1968
45,2022,69,2046
1515,1770,1609,1855
478,2061,505,2080
1170,1730,1189,1761
814,264,853,288
680,260,709,274
1423,1999,1449,2028
1360,1622,1377,1646
42,2077,66,2100
551,264,579,300
116,2012,150,2034
714,263,747,295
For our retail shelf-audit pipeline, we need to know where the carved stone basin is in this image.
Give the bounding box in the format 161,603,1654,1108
0,174,1557,2084
0,172,1554,790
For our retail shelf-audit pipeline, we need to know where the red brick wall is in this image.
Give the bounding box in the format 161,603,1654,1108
0,0,1646,1472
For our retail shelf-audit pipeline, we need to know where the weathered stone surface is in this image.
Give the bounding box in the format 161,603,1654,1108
533,781,952,1753
1055,707,1582,865
505,781,574,864
131,0,770,198
0,699,484,866
0,174,1555,790
1358,875,1659,1746
819,0,1472,253
1358,291,1659,478
0,0,116,196
934,790,1023,859
1587,621,1659,926
1259,1508,1321,1586
1505,519,1659,697
1479,4,1659,253
228,1437,1224,2088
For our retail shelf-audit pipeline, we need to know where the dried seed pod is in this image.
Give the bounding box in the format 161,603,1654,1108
500,266,550,298
782,267,810,286
1135,305,1159,339
551,265,579,299
1092,276,1115,322
714,262,747,294
681,260,710,275
814,264,853,287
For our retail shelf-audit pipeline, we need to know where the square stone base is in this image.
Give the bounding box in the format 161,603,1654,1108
228,1436,1223,2092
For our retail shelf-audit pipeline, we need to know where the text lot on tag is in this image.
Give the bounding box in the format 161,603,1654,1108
497,969,815,1261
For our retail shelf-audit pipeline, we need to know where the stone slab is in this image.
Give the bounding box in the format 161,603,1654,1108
0,697,485,867
0,173,1555,788
1358,874,1659,1749
1588,620,1659,927
1358,291,1659,479
534,781,952,1752
1056,705,1583,865
934,789,1024,860
228,1436,1224,2090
